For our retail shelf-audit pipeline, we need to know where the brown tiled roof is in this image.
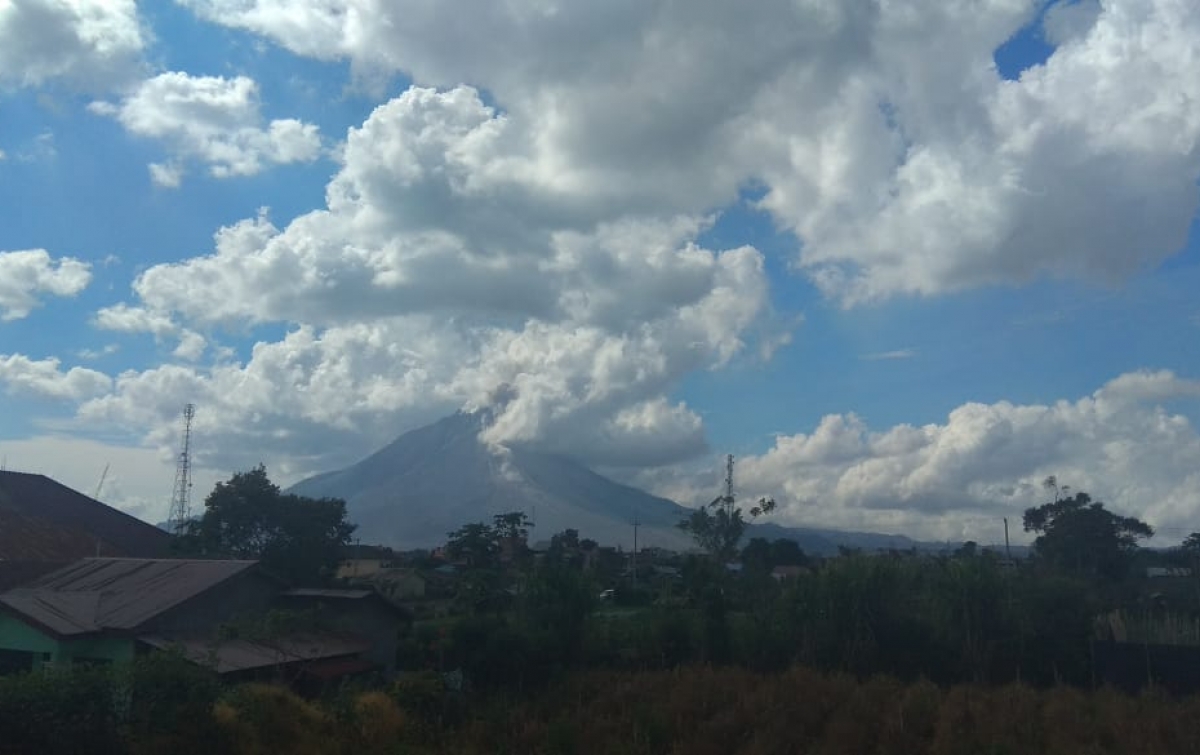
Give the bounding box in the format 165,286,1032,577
0,557,258,637
0,471,170,560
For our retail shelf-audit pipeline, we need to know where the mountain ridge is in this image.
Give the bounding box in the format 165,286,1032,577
287,411,947,555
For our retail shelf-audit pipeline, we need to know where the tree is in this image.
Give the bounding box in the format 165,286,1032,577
1022,490,1153,579
546,529,583,568
740,537,808,574
444,511,531,569
175,466,355,585
679,490,776,562
769,538,808,568
1182,532,1200,555
492,511,531,542
551,528,580,551
444,523,500,568
740,537,774,574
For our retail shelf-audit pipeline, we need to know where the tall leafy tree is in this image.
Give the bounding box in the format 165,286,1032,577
444,511,531,568
175,465,355,585
1022,490,1153,579
492,511,531,542
679,489,775,562
740,537,808,574
445,522,501,568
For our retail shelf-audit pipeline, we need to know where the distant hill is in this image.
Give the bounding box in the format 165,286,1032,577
288,411,954,555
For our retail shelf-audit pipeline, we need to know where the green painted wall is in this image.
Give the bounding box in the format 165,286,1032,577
0,614,59,654
0,614,135,670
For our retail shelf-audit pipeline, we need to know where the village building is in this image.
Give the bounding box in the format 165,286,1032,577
0,557,407,684
0,471,170,589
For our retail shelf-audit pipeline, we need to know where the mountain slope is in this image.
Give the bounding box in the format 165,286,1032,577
288,412,928,554
288,412,694,550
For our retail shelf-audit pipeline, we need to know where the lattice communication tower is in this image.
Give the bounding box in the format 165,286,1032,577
722,453,735,510
167,404,196,534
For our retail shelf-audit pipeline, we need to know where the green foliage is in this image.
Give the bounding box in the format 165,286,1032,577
0,664,123,755
444,511,531,569
213,683,334,755
1023,491,1154,580
444,522,500,569
679,492,775,561
175,465,355,585
740,537,809,574
8,637,1200,755
520,561,596,662
123,651,224,755
429,667,1200,755
1182,532,1200,554
0,653,222,755
491,511,531,542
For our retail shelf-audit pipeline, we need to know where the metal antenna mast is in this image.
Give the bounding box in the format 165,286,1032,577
94,463,110,500
167,404,196,534
723,454,735,510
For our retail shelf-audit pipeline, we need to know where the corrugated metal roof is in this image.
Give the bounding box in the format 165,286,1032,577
0,558,257,637
0,561,69,591
281,588,374,599
296,656,377,681
0,591,102,635
0,471,169,560
138,632,370,674
278,587,411,617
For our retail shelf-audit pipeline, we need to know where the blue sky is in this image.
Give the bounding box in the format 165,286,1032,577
2,0,1199,542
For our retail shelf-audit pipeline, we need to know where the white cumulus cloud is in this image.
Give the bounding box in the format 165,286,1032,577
52,0,1200,509
0,249,91,320
93,302,177,335
0,354,112,401
89,71,322,183
0,0,145,91
178,0,1200,301
78,82,777,473
637,371,1200,544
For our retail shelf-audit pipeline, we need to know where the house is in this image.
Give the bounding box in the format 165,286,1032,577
336,544,399,580
0,471,170,589
771,565,809,581
0,558,405,682
652,565,681,579
337,558,388,580
275,588,409,674
0,558,269,673
365,568,427,601
1147,567,1193,579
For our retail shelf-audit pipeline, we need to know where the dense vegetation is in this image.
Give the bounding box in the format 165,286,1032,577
6,469,1200,753
173,465,356,584
6,661,1200,755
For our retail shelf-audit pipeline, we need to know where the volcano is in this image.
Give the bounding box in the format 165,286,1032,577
289,411,922,554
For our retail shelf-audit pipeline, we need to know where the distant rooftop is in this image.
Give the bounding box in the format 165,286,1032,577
281,588,374,600
139,632,370,674
0,557,257,637
0,471,169,561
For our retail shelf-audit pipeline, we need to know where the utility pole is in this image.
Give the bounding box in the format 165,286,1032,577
631,517,640,592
